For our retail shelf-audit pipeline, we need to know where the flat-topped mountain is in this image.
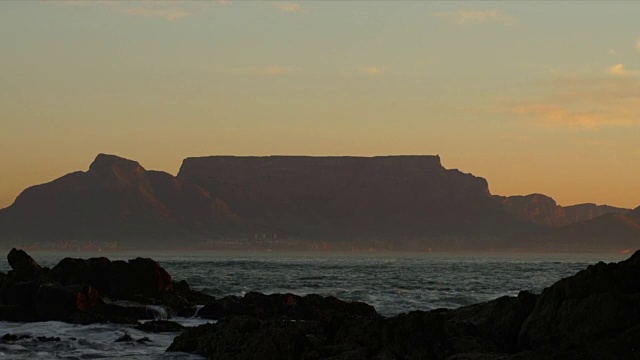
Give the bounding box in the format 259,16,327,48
0,153,635,251
177,155,527,241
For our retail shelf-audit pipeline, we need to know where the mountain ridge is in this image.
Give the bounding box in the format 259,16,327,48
0,153,636,251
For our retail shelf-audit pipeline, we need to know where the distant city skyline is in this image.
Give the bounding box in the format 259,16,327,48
1,1,639,209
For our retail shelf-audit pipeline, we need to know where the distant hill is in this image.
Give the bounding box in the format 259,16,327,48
494,194,629,227
0,154,248,248
533,208,640,252
0,153,635,251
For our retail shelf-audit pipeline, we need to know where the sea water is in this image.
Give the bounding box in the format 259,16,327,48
0,251,628,359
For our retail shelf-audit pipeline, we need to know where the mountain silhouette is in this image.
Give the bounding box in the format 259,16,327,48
0,154,634,251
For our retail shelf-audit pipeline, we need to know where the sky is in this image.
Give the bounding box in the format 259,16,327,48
1,1,640,209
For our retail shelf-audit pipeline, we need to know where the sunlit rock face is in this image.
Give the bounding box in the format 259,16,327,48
494,193,629,228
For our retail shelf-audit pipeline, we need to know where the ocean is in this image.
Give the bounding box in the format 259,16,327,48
0,251,628,359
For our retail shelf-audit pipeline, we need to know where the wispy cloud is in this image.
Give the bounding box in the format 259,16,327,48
432,9,515,25
358,66,388,76
498,75,640,129
607,63,640,77
122,7,191,21
234,66,298,76
636,39,640,52
271,2,306,13
52,0,224,21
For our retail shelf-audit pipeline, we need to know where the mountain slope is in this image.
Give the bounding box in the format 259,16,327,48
494,194,629,227
177,155,533,240
1,153,633,251
0,154,246,248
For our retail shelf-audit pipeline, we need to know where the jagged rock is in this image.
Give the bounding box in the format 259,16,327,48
136,336,152,343
197,292,377,321
135,320,185,333
35,284,103,321
168,311,453,359
7,248,43,280
444,291,538,353
518,250,640,358
115,333,134,342
0,249,205,324
36,336,60,342
1,333,31,342
170,251,640,359
48,256,173,302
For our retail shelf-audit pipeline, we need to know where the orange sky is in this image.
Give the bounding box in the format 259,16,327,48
1,1,639,209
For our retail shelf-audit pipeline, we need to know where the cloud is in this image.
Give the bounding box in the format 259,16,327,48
234,66,297,76
636,39,640,52
358,66,388,76
122,7,191,21
500,76,640,129
52,0,220,21
271,2,306,13
607,63,640,77
432,9,515,25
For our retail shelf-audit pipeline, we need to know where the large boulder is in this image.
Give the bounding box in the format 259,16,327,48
197,292,377,321
34,284,103,321
444,291,538,353
517,250,640,357
0,249,208,324
48,256,173,302
169,311,453,360
7,248,43,281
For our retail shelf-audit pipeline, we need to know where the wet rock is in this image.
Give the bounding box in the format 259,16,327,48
197,292,377,321
7,248,43,281
135,320,185,333
445,291,538,353
48,256,174,302
173,279,215,307
136,336,152,343
35,284,103,321
168,311,453,359
517,250,640,358
115,333,134,342
36,336,60,342
2,333,31,342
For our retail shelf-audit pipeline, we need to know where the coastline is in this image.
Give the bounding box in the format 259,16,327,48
1,249,638,359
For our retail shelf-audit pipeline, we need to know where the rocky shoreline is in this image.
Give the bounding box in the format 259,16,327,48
1,249,639,359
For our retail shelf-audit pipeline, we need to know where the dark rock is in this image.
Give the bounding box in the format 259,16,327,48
115,333,134,342
174,279,215,306
135,320,184,333
518,249,640,358
48,256,174,302
0,249,208,324
36,336,60,342
136,336,152,343
35,284,103,321
445,291,538,353
1,333,31,342
197,292,377,321
7,248,43,280
1,333,17,342
169,310,453,359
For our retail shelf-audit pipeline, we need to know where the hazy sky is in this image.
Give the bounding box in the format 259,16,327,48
2,1,640,209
